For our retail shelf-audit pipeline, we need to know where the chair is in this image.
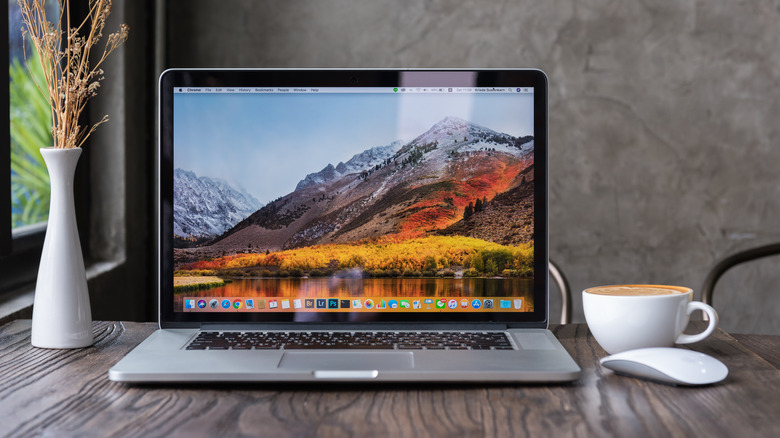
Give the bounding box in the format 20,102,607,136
549,259,572,324
701,243,780,307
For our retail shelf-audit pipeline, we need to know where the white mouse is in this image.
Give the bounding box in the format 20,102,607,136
600,347,728,386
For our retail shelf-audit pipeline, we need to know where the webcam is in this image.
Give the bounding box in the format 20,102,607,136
349,76,359,84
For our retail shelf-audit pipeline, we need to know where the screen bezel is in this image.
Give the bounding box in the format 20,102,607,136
158,69,548,329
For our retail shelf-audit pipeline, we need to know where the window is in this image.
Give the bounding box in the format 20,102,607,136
1,1,53,290
8,2,57,233
9,1,57,233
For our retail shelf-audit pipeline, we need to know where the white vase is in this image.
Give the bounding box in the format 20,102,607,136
31,147,93,349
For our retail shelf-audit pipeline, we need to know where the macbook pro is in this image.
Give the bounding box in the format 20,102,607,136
109,69,581,383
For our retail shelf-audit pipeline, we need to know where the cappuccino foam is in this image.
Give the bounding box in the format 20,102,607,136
586,285,686,296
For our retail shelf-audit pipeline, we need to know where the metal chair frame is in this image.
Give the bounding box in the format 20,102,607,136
549,259,571,324
701,243,780,306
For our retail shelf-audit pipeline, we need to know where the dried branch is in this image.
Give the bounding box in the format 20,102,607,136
18,0,129,149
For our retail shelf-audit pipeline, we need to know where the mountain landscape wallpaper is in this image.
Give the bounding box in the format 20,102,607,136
172,92,536,307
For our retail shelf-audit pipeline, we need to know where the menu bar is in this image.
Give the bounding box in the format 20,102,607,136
174,87,533,94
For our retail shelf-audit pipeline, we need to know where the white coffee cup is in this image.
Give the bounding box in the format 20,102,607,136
582,284,718,354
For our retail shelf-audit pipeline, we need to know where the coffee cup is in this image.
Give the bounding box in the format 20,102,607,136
582,284,718,354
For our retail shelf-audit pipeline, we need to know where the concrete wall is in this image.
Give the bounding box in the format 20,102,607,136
165,0,780,334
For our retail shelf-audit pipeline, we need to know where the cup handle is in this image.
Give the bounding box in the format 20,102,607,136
676,301,719,344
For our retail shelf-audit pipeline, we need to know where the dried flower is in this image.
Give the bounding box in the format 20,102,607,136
18,0,129,149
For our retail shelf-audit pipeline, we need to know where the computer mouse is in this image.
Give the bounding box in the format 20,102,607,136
599,347,728,386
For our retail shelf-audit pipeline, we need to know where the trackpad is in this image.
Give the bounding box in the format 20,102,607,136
278,351,414,370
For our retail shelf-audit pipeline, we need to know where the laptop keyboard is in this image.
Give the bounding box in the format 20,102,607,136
186,331,515,351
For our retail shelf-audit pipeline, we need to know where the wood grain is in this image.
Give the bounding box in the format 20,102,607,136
731,333,780,369
0,321,777,438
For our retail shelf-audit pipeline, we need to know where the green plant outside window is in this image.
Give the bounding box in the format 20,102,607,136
9,0,55,230
10,49,51,229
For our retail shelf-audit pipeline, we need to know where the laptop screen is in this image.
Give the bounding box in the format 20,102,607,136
160,70,548,326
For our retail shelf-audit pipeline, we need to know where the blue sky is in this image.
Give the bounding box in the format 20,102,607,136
174,92,534,202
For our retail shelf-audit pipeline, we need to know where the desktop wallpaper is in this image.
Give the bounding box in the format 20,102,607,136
172,91,536,313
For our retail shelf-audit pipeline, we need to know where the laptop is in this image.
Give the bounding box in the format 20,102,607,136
108,69,581,383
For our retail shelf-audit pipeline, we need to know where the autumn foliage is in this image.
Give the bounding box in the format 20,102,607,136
395,156,531,235
180,235,533,276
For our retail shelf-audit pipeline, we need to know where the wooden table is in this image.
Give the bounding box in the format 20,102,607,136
0,321,777,437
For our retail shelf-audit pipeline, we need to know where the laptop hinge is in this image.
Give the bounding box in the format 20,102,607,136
199,323,509,331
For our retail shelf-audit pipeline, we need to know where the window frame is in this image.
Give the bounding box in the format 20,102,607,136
2,2,10,257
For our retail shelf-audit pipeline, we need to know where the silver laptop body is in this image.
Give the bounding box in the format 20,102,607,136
109,69,581,383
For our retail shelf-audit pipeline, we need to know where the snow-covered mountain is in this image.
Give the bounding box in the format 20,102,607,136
295,141,403,190
174,169,263,240
403,116,533,157
209,117,534,252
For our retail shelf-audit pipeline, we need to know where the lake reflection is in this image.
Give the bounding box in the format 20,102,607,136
174,277,533,308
